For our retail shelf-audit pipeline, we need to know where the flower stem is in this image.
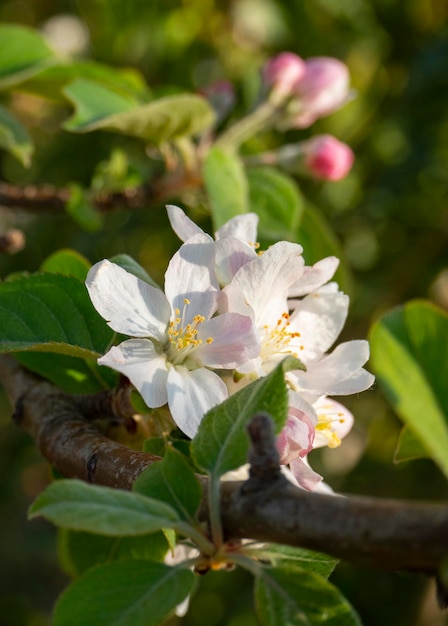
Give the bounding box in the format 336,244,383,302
215,101,281,151
209,474,224,548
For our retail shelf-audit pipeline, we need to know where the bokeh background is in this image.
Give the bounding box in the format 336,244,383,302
0,1,448,625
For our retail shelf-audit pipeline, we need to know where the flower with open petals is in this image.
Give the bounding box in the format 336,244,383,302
86,234,259,438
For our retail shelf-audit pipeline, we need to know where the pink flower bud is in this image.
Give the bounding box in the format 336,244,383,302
290,57,350,128
263,52,306,100
301,134,354,181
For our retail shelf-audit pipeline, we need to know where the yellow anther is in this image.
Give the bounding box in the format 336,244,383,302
206,337,214,344
184,298,191,304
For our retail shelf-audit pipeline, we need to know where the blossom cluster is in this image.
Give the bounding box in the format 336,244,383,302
86,206,374,491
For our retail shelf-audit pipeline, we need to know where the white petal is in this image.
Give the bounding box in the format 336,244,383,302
215,237,257,285
288,257,339,297
215,213,259,244
98,339,168,408
231,241,304,326
288,285,348,361
290,340,374,396
166,205,204,241
313,397,354,448
167,366,228,438
219,284,255,321
196,313,260,368
165,233,218,323
86,260,170,340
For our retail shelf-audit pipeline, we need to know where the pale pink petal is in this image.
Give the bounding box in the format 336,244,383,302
98,339,168,408
86,260,170,341
288,283,348,362
166,205,204,242
288,257,339,297
215,213,259,244
218,284,255,321
196,313,260,368
167,366,228,438
289,457,323,491
290,340,374,396
164,233,218,323
231,241,304,326
313,397,354,448
215,237,257,285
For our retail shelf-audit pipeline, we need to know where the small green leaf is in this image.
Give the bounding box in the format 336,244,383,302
143,437,166,456
394,425,430,463
247,167,304,242
64,79,215,143
0,24,56,90
0,105,34,166
254,544,337,579
0,272,113,359
58,529,170,577
66,184,103,232
192,359,295,478
134,447,202,525
52,560,195,626
254,565,362,626
109,254,160,289
203,147,249,230
370,300,448,478
29,479,180,535
40,248,91,281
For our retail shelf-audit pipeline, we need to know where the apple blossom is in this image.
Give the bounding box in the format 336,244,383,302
86,233,259,438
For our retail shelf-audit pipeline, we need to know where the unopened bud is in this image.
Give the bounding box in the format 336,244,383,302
263,52,306,102
301,134,354,181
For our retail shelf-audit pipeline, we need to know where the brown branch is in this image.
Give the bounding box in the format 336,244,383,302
1,353,448,576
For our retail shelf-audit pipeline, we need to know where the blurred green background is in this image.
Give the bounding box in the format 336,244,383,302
0,1,447,624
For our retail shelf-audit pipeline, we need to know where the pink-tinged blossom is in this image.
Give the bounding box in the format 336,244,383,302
263,52,306,101
166,204,259,285
86,234,259,438
288,56,350,128
301,134,354,181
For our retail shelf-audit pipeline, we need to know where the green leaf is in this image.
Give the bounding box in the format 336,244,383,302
66,184,103,232
40,248,91,281
52,560,195,626
247,167,304,242
29,479,180,536
203,147,249,230
192,359,296,478
109,254,160,289
0,272,113,359
370,300,448,479
134,447,202,525
296,204,352,295
58,529,170,577
254,544,337,579
254,565,362,626
0,105,33,166
63,79,215,143
14,352,107,394
0,24,56,90
143,437,166,456
394,425,431,463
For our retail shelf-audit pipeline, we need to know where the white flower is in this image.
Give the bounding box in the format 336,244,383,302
86,234,259,438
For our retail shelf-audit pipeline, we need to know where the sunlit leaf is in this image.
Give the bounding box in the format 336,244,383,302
0,105,33,166
394,425,430,463
40,248,91,281
370,300,448,478
253,544,337,579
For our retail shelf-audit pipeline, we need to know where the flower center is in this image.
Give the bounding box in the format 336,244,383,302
167,298,213,364
315,407,346,449
260,312,302,361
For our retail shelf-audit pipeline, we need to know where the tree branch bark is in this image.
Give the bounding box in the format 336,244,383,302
1,353,447,576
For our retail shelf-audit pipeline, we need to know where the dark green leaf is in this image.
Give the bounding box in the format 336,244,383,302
0,105,33,166
66,184,103,232
143,437,166,456
203,147,249,229
394,425,430,463
191,359,296,477
40,248,91,281
109,254,160,289
0,24,56,90
134,446,202,524
0,272,113,359
370,300,448,478
52,560,195,626
247,167,304,242
58,529,170,577
254,565,362,626
29,479,180,535
64,79,215,143
254,544,337,579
